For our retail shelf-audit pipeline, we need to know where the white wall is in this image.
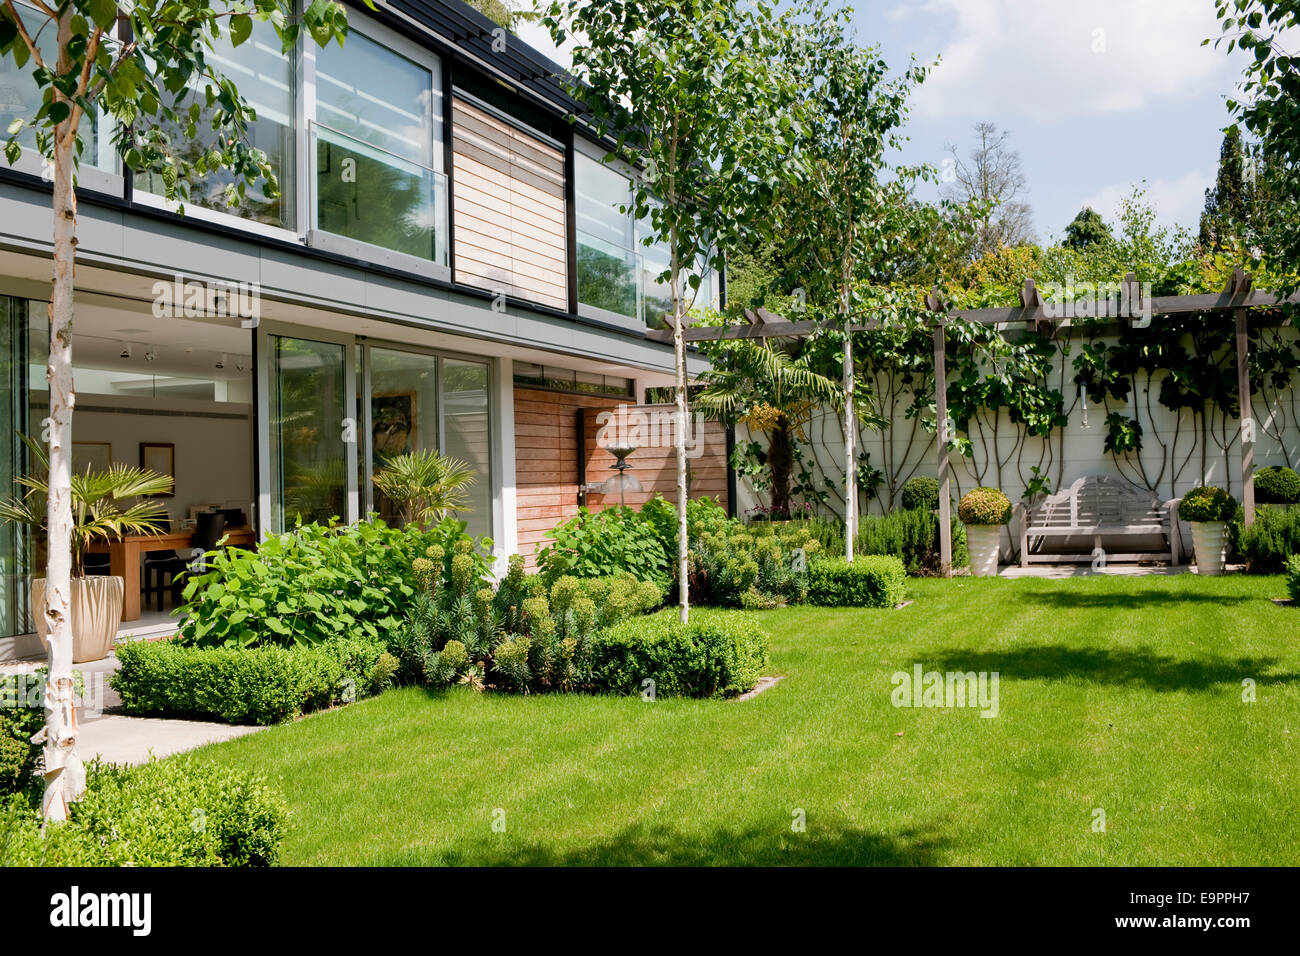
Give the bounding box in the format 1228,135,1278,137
736,325,1300,558
31,392,254,523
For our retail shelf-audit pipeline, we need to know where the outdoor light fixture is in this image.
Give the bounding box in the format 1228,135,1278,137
216,353,227,369
1080,383,1091,429
145,346,158,362
120,344,132,359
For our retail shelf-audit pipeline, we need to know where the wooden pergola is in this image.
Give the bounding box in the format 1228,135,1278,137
648,269,1300,575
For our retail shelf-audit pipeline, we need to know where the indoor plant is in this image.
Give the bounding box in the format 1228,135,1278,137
1177,485,1236,576
0,434,172,661
958,487,1011,577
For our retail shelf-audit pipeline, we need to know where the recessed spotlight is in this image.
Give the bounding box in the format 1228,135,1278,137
215,353,227,370
120,344,132,359
145,347,158,362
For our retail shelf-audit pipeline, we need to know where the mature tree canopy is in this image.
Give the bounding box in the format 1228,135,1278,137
941,121,1036,258
1062,206,1111,251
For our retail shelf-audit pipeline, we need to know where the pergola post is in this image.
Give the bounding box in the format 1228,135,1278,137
1232,268,1256,525
927,291,952,577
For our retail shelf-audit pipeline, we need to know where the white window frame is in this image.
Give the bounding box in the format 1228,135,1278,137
301,10,448,280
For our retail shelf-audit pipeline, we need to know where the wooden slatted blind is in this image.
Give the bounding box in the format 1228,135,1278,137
451,96,568,310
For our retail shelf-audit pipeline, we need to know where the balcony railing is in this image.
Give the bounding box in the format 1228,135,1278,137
309,121,448,270
576,229,643,323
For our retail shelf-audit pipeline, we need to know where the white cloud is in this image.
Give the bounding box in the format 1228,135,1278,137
893,0,1244,124
1078,169,1212,234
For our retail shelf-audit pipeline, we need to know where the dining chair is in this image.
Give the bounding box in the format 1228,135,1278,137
147,512,227,612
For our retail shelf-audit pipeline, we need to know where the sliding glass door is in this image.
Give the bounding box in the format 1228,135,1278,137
260,330,491,539
0,295,37,639
266,334,356,532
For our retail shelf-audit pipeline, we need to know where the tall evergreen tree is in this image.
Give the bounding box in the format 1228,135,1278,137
1198,124,1253,249
1062,206,1111,250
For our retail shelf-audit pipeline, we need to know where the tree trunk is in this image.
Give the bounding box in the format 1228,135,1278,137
669,232,689,625
38,13,86,823
843,325,855,561
768,416,793,518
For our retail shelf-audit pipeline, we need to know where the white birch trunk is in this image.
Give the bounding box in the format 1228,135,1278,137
843,316,855,563
38,12,86,822
670,237,689,624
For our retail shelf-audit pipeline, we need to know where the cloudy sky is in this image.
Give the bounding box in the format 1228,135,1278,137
516,0,1258,240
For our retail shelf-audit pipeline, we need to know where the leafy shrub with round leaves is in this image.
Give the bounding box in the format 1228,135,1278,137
1254,466,1300,505
958,487,1012,526
900,476,940,511
1178,485,1236,523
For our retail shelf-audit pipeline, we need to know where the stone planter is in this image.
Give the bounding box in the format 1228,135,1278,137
30,576,124,663
1189,521,1228,576
964,524,1002,577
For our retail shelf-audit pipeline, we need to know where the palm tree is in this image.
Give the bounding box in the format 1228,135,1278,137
0,434,173,576
371,449,477,528
698,337,870,518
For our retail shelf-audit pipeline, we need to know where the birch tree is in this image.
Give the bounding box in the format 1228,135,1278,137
544,0,796,622
0,0,352,822
770,2,929,560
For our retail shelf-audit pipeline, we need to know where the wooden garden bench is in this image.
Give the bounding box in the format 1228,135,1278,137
1019,474,1180,566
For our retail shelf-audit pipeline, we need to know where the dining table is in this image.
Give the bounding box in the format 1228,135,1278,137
86,528,257,622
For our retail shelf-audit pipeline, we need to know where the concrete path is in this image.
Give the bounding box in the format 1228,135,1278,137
3,649,266,766
996,563,1239,578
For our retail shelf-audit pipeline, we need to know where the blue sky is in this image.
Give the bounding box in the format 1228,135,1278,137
517,0,1259,240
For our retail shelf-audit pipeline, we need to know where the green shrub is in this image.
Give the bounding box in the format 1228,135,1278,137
0,675,42,797
1254,466,1300,505
176,518,489,650
641,494,731,557
1,757,287,866
900,476,940,511
590,612,768,698
537,505,670,588
1178,485,1236,523
690,525,819,607
392,550,662,694
958,487,1012,525
1241,506,1300,573
855,509,970,574
111,636,389,724
806,556,907,608
1286,555,1300,603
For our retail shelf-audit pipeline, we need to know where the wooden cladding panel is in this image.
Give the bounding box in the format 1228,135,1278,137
513,389,730,568
452,97,567,310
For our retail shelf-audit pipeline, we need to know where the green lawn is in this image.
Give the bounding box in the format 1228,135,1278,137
191,574,1300,865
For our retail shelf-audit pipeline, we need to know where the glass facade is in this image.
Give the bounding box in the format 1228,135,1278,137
269,336,348,530
138,19,295,228
440,358,492,539
0,296,37,639
0,2,115,174
368,346,439,525
575,152,719,327
313,29,447,264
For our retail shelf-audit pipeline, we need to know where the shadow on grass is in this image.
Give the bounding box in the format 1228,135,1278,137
918,645,1300,693
367,820,953,866
1009,588,1258,610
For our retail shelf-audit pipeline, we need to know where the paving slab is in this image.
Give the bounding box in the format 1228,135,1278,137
76,715,264,766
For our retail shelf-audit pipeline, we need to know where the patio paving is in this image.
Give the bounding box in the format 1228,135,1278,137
2,649,265,766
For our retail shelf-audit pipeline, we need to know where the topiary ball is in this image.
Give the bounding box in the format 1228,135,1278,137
900,476,940,511
1253,465,1300,504
958,487,1012,526
1178,485,1237,523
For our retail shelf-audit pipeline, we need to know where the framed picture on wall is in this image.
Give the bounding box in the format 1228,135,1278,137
72,442,112,474
372,391,417,462
139,442,176,497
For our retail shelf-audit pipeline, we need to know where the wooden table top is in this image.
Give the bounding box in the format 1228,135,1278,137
86,527,257,551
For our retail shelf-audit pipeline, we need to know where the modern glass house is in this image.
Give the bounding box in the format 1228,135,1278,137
0,0,726,657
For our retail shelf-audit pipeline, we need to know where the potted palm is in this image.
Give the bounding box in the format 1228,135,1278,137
371,449,477,528
958,487,1011,577
1178,485,1237,576
0,435,173,662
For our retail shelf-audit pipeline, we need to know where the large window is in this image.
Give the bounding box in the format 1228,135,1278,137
312,28,447,268
137,18,295,229
574,148,719,328
0,2,117,177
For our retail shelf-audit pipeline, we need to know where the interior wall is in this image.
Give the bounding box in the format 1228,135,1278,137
31,393,254,524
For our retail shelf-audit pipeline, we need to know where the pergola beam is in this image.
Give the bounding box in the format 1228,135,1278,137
647,287,1300,345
